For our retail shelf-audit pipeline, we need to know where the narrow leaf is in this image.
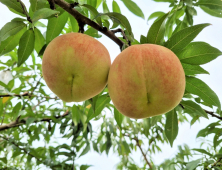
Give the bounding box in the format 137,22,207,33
196,0,222,10
114,107,124,128
87,94,110,121
178,42,222,65
46,12,68,43
18,29,35,66
87,0,97,8
165,109,178,147
69,15,79,32
112,0,121,13
200,6,222,18
81,4,102,26
165,23,210,54
186,159,202,170
0,21,26,42
192,148,213,156
181,100,208,118
0,28,26,56
186,77,221,110
96,12,133,37
182,63,209,76
121,0,145,19
147,13,169,45
30,0,46,12
34,28,45,54
0,0,24,15
32,8,60,22
147,11,165,21
79,143,90,157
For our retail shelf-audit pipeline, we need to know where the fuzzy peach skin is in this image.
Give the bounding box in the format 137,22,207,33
108,44,185,119
42,33,111,102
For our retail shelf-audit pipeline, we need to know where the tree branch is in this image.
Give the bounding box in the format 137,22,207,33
0,91,58,100
53,0,125,49
0,110,70,131
111,28,131,46
123,133,153,169
180,104,222,120
17,0,32,23
204,110,222,120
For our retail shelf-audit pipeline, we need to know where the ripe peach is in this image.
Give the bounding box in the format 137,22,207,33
108,44,185,119
42,33,111,102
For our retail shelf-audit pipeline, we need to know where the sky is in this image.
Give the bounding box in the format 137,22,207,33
0,0,222,169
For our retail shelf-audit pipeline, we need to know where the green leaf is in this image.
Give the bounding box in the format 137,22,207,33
79,143,90,157
165,24,210,54
87,0,97,8
0,27,26,56
80,165,92,170
186,159,202,170
102,1,110,13
96,12,133,37
0,21,26,42
18,29,35,66
147,11,165,21
182,63,209,76
181,100,208,118
46,12,68,43
114,107,124,128
87,94,110,121
196,0,222,10
140,35,148,44
165,109,178,147
26,117,36,126
192,148,213,156
186,77,221,110
32,8,60,22
81,4,102,26
0,157,7,164
121,0,145,19
196,122,220,138
12,102,21,119
112,0,121,13
200,6,222,18
153,0,174,2
106,131,112,155
34,28,45,54
72,105,80,126
143,118,150,137
30,0,46,12
147,13,169,45
178,42,222,65
85,27,102,38
69,15,79,32
0,0,24,15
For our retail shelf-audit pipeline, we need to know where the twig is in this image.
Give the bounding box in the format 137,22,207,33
48,0,56,10
0,110,70,131
211,158,222,168
180,104,222,120
17,0,32,23
123,133,152,169
30,76,43,97
53,0,125,49
0,92,58,100
0,135,42,162
204,110,222,120
111,28,131,46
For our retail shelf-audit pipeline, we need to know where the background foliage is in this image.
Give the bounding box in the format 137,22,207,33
0,0,222,169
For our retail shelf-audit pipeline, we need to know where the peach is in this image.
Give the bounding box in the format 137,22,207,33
42,33,111,102
108,44,185,119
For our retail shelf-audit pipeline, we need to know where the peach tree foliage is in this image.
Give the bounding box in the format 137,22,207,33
0,0,221,169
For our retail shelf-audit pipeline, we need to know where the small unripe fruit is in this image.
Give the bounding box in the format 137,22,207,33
108,44,185,119
42,33,111,102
